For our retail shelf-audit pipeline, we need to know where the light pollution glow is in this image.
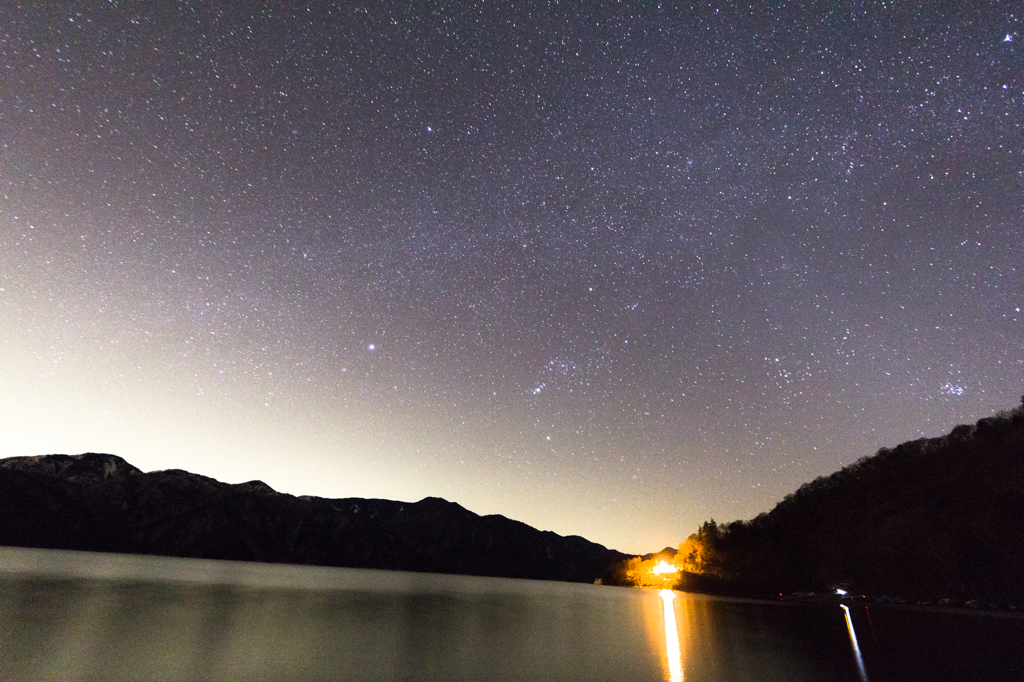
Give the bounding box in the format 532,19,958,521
1,2,1021,554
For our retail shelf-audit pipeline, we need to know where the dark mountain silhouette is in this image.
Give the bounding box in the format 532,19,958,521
664,398,1024,600
0,453,627,583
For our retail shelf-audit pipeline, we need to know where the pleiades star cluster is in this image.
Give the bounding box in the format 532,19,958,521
1,2,1021,552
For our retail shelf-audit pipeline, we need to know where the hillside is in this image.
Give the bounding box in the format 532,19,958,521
0,453,627,584
671,399,1024,600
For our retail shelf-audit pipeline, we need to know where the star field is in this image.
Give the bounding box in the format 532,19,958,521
1,2,1022,553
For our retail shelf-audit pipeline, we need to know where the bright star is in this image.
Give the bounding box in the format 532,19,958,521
1005,34,1013,42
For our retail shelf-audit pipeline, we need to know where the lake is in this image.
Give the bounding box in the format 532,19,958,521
1,547,1021,680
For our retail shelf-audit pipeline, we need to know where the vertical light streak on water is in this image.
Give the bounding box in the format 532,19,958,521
659,590,684,682
841,604,869,682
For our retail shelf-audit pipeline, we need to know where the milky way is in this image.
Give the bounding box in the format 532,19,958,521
1,2,1021,552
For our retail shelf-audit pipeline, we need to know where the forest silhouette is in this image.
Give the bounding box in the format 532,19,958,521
612,395,1024,600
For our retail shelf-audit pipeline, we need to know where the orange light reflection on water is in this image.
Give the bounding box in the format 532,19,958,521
660,589,684,682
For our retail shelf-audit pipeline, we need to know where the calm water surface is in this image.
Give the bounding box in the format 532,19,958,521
1,547,1021,680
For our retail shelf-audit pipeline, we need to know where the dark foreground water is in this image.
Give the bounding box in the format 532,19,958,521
1,547,1021,681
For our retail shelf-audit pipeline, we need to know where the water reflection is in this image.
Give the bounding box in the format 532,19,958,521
0,548,667,680
5,548,1024,680
841,604,869,682
659,589,684,682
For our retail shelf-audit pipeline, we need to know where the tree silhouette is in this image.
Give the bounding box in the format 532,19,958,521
666,400,1024,599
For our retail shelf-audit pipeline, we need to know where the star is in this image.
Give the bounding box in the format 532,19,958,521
0,1,1019,555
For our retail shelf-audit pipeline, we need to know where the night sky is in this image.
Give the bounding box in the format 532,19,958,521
2,2,1021,554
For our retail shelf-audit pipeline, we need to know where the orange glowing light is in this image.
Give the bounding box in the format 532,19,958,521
652,561,678,575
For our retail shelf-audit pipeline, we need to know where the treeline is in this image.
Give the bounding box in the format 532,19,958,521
614,397,1024,600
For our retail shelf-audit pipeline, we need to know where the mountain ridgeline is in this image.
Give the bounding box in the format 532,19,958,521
0,454,627,583
659,399,1024,600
